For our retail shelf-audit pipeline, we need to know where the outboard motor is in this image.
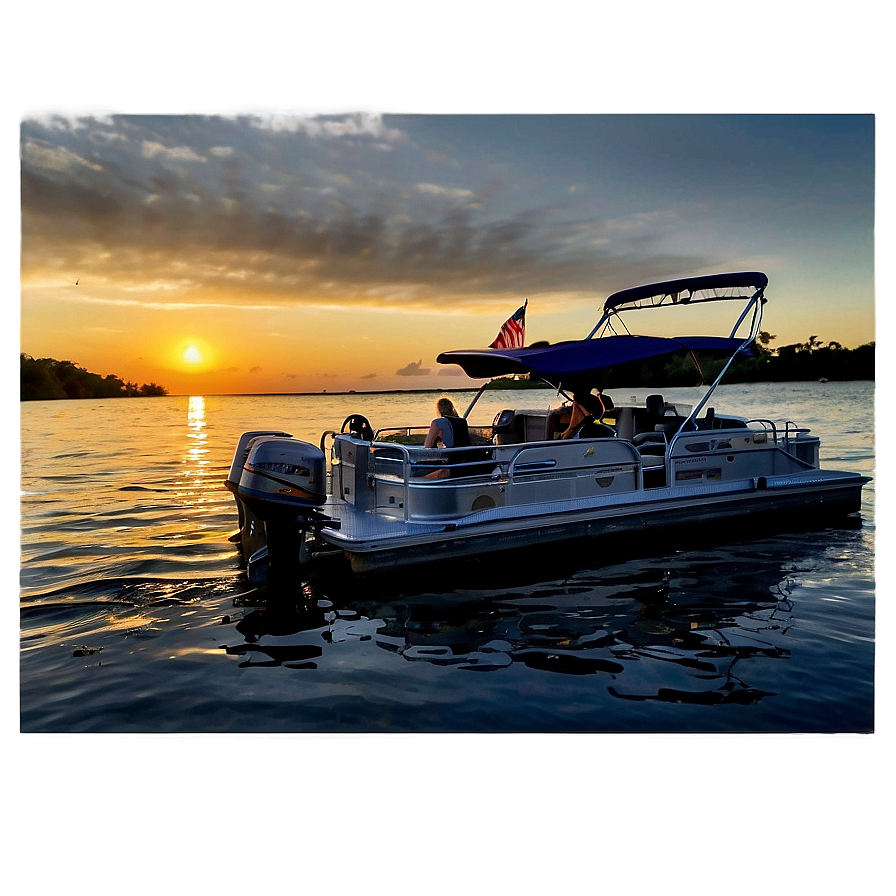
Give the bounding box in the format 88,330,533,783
236,436,327,522
225,430,292,496
225,430,293,541
235,436,329,589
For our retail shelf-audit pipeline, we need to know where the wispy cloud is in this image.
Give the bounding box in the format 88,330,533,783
416,182,476,200
140,141,206,162
247,112,407,147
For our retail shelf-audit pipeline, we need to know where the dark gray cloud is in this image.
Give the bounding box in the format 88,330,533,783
396,360,430,377
19,114,718,311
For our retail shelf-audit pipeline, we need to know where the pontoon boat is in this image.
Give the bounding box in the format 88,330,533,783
224,272,870,586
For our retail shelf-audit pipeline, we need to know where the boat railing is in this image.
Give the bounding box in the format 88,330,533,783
371,441,497,477
319,429,338,452
746,418,812,446
362,440,499,522
781,421,812,443
373,425,430,442
361,435,645,519
747,418,778,442
503,438,642,482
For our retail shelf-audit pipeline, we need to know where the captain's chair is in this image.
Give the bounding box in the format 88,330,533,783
645,394,666,424
443,415,471,447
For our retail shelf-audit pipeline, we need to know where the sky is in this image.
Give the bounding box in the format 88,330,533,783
19,112,875,395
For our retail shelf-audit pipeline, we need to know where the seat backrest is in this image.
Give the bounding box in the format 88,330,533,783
444,415,471,447
613,406,635,440
547,408,570,439
645,394,666,421
657,416,697,436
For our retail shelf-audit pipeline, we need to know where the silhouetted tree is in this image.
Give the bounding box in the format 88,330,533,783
138,382,168,396
21,354,169,400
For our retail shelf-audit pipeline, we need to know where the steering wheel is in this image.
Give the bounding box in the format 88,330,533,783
341,414,375,442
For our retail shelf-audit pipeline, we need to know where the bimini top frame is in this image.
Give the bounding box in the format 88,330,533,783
589,271,768,339
437,271,768,423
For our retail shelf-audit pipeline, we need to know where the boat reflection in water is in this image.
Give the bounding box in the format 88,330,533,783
223,526,861,711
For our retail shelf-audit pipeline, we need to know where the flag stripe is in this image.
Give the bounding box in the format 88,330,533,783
489,303,526,349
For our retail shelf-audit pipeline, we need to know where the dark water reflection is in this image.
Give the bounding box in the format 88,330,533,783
219,523,872,731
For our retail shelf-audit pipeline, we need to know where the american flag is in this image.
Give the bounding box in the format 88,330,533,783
489,301,527,349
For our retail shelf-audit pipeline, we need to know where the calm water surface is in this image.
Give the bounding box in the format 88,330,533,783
19,383,875,733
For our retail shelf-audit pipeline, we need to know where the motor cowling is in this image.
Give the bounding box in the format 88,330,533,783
225,430,292,493
236,436,327,522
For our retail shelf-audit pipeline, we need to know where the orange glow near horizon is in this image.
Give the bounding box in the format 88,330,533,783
18,281,878,396
167,337,217,379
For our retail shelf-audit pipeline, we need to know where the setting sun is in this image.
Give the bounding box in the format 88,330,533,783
183,344,203,365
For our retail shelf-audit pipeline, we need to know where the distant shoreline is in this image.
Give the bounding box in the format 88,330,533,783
21,343,876,401
159,379,875,398
21,380,877,401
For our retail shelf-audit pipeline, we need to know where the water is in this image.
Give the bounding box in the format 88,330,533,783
19,383,876,734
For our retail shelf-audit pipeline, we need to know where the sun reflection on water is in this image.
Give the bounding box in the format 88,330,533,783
186,396,207,465
178,397,216,515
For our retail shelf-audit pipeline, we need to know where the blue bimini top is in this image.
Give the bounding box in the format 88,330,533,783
437,334,752,384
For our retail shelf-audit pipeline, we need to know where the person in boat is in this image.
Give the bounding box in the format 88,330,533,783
421,397,473,480
424,397,471,449
560,388,613,439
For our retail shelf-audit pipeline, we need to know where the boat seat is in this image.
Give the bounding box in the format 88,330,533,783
440,415,471,448
521,413,550,442
547,408,570,439
493,409,523,444
612,407,636,440
646,393,666,418
633,394,669,436
633,431,666,455
656,416,697,436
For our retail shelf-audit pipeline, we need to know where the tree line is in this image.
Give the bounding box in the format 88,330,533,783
657,334,874,387
490,334,874,390
21,354,169,400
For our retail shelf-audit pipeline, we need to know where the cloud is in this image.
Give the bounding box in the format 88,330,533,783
247,112,407,147
396,359,431,377
23,141,103,174
140,141,206,162
18,114,718,316
249,365,262,373
361,372,377,379
416,182,476,201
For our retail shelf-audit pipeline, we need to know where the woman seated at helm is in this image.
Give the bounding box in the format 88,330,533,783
424,397,470,449
420,397,471,480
